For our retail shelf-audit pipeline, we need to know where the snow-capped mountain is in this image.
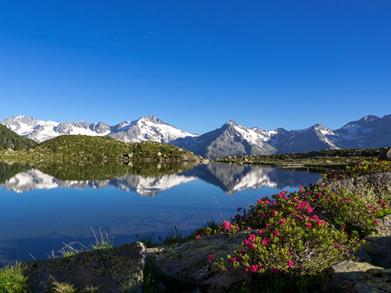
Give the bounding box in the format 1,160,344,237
333,115,391,148
2,116,111,143
268,124,338,153
172,121,276,159
2,114,391,158
1,115,195,143
108,116,196,143
173,115,391,158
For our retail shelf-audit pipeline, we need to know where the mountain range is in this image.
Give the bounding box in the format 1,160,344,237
2,115,195,143
2,114,391,159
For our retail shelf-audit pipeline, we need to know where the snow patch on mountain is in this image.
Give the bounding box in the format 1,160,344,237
314,124,338,149
1,115,195,143
2,116,110,142
230,121,276,144
109,116,196,143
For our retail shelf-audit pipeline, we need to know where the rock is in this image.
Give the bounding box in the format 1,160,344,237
328,172,391,202
26,242,146,293
357,215,391,269
331,260,383,272
322,216,391,292
375,215,391,237
324,261,391,292
154,232,248,292
384,148,391,161
146,247,165,255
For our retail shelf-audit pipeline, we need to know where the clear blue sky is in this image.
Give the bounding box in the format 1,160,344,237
0,1,390,133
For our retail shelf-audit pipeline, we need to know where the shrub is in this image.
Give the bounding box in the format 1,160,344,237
344,159,391,177
295,185,378,238
0,264,29,293
214,192,359,276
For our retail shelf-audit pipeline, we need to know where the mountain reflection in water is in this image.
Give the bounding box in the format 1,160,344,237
0,162,320,196
0,162,321,265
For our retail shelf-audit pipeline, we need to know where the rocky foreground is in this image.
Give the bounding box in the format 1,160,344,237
19,214,391,292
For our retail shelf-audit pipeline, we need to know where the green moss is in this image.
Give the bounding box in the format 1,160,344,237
0,264,29,293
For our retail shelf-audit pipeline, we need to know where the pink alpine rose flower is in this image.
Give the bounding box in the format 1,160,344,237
208,255,215,263
261,237,270,246
288,259,295,268
272,230,280,238
222,220,233,231
248,233,256,242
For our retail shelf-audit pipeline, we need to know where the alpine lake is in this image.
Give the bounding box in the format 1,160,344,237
0,162,321,266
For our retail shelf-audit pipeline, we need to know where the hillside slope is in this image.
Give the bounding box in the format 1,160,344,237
0,124,37,150
0,135,200,165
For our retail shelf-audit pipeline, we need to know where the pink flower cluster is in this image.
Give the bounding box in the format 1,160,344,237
257,198,271,206
245,264,262,272
244,233,256,249
209,185,356,276
276,191,289,200
296,200,314,214
208,255,215,263
222,220,233,232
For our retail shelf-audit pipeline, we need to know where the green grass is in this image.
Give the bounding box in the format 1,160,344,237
58,242,86,258
51,281,77,293
90,227,113,250
0,264,29,293
217,147,391,175
57,227,113,259
0,135,200,166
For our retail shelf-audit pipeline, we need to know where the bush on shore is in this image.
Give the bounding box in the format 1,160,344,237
0,264,28,293
207,180,389,283
212,191,360,276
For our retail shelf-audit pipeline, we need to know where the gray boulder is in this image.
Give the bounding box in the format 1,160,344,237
328,172,391,202
154,232,248,292
386,149,391,161
324,260,391,292
358,215,391,269
26,242,146,293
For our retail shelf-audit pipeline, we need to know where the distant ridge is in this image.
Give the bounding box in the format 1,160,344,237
2,114,391,158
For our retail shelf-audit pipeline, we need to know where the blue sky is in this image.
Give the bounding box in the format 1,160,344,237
0,1,390,133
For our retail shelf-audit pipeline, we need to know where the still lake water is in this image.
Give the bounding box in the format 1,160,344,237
0,162,320,266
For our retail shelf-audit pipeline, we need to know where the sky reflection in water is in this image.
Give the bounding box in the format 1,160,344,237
0,162,320,265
